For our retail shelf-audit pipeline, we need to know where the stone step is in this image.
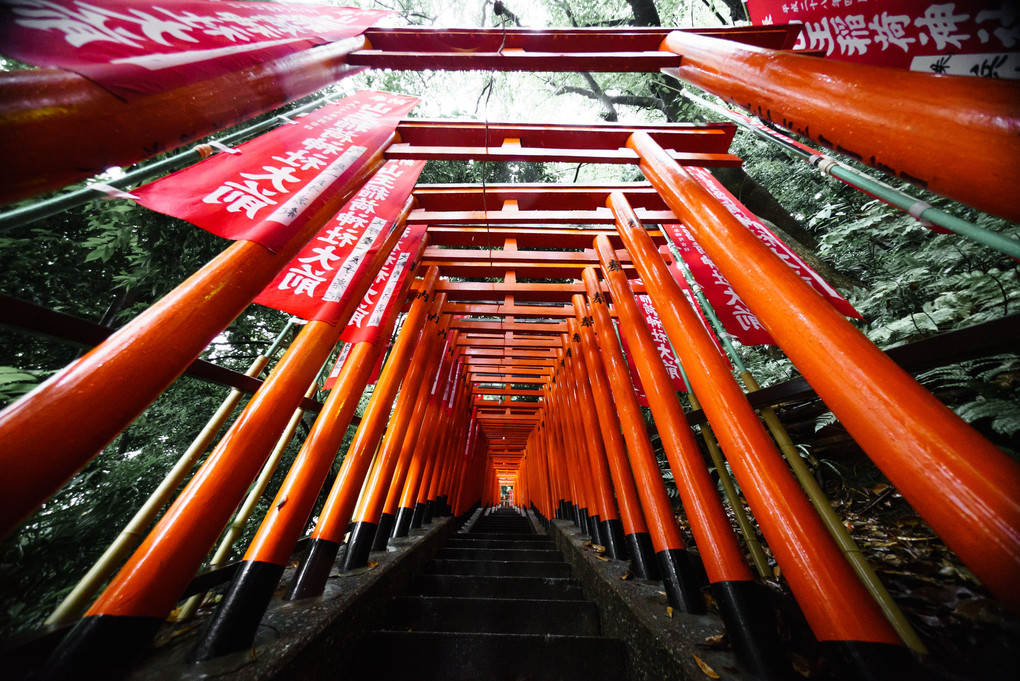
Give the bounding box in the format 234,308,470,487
436,547,564,562
446,537,554,550
407,574,585,601
349,631,626,681
386,596,601,636
424,559,571,578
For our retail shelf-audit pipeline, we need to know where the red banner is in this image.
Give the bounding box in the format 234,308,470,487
665,222,777,346
663,264,725,354
339,223,427,345
748,1,1019,79
685,166,860,319
134,91,418,251
252,158,425,323
0,1,390,99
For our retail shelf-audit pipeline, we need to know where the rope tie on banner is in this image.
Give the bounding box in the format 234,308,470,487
276,114,300,125
193,140,241,158
88,182,140,201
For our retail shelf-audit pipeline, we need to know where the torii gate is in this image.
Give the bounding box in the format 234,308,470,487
0,19,1018,681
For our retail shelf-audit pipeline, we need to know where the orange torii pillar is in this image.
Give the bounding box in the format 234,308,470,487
553,344,602,543
0,36,369,203
604,204,913,674
452,421,485,517
630,132,1020,615
40,203,409,680
658,31,1020,221
422,363,473,523
593,246,793,680
559,342,605,544
371,324,457,550
286,269,439,601
582,268,688,589
392,334,461,536
187,262,431,662
562,333,624,557
571,301,653,565
0,144,393,540
340,306,450,571
410,384,455,526
548,374,588,532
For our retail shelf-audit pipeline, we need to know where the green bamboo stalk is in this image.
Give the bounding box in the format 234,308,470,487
669,251,928,654
679,88,1020,261
174,352,332,620
44,320,297,626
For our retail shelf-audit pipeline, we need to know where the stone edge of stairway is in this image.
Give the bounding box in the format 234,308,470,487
546,515,760,681
127,516,457,681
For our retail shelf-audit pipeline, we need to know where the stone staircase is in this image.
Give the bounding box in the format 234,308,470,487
346,507,627,680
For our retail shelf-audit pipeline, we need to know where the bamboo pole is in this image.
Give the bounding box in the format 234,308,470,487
43,321,295,626
670,242,928,654
676,89,1020,261
175,375,322,621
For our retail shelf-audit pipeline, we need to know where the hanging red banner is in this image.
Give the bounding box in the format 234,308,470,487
318,222,427,390
747,1,1018,79
134,91,418,251
664,223,776,346
684,166,861,320
662,264,725,355
252,158,425,323
0,1,390,100
339,223,427,345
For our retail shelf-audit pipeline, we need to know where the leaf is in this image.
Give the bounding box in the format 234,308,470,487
596,555,610,561
692,654,720,678
666,606,673,618
703,633,728,649
620,571,632,580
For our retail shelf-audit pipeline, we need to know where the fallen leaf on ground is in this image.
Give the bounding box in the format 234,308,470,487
692,653,720,678
620,571,632,580
666,606,674,618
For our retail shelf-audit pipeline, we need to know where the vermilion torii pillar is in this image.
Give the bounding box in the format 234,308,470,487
605,198,911,673
40,197,412,681
658,31,1020,222
372,320,455,550
629,131,1020,615
286,267,440,602
0,143,395,540
187,259,425,661
582,268,689,592
593,239,794,679
571,299,651,564
340,304,450,572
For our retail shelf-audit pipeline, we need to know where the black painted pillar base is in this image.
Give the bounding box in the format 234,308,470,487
437,495,451,516
577,507,590,534
340,520,378,571
625,532,659,580
555,499,565,519
287,537,341,600
42,613,164,681
656,548,705,613
410,502,427,528
822,640,920,681
423,499,436,524
371,512,395,552
191,560,286,661
589,514,603,546
711,580,793,680
601,518,626,560
393,506,414,537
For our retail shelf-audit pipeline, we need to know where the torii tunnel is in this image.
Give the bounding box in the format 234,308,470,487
1,20,1019,681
